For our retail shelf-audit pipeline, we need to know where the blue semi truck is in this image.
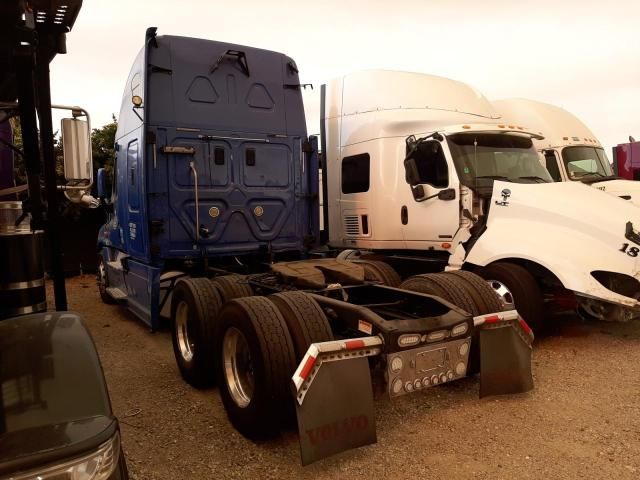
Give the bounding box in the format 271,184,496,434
97,28,534,464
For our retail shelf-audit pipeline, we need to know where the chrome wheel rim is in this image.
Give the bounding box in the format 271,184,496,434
487,280,515,309
223,327,254,408
97,259,107,293
175,301,194,362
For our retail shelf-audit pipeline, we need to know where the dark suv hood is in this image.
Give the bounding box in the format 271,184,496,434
0,312,115,475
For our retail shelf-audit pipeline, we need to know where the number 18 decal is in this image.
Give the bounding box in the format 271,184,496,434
620,243,639,257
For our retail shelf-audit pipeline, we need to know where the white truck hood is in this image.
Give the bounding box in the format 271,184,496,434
466,181,640,308
587,179,640,207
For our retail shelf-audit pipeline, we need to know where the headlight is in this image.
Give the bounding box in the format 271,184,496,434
11,432,120,480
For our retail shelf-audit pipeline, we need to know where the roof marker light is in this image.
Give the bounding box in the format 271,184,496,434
462,125,471,129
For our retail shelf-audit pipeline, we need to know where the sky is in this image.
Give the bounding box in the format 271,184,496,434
49,0,640,156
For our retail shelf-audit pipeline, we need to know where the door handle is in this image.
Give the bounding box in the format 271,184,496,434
401,205,408,225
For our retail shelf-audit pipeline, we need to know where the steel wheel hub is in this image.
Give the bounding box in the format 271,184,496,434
175,301,194,362
97,259,107,292
223,327,255,408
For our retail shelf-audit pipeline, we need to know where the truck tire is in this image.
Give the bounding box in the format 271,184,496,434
171,278,223,388
268,291,333,360
355,260,402,287
336,249,361,261
212,274,253,302
96,254,115,304
399,275,450,300
401,273,482,375
425,273,483,315
215,296,297,439
476,262,544,332
443,270,504,314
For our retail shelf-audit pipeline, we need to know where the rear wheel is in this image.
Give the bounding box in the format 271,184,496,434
443,270,504,314
400,273,478,315
212,274,253,302
476,262,544,332
96,254,115,304
268,291,333,360
399,275,450,299
215,296,296,439
171,278,223,388
401,271,502,376
355,260,402,287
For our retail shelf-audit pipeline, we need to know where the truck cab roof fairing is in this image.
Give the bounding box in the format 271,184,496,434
144,35,307,137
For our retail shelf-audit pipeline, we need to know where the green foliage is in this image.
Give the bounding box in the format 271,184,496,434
92,115,117,176
8,117,26,185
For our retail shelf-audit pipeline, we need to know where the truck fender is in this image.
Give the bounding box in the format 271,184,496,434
465,217,640,308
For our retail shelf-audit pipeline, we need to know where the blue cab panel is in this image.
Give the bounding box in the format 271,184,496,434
98,30,319,327
101,31,317,265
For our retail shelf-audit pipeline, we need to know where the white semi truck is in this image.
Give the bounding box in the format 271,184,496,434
493,98,640,205
321,70,640,329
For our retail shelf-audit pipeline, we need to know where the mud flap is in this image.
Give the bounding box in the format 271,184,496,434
478,321,533,398
295,356,375,465
292,337,382,465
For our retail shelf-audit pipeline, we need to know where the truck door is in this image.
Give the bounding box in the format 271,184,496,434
401,140,460,245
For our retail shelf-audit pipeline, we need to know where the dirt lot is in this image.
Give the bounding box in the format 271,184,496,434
55,275,640,479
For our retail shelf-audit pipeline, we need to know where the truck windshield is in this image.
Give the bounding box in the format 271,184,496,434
562,146,614,180
447,133,552,192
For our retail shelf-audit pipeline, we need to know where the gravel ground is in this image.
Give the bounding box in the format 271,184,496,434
53,275,640,479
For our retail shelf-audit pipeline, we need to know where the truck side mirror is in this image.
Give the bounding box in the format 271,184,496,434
404,157,421,185
437,188,456,201
411,184,425,200
61,117,92,184
411,186,456,202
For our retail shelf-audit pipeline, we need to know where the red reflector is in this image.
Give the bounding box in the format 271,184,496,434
519,317,532,336
345,339,366,350
484,314,500,323
299,355,316,380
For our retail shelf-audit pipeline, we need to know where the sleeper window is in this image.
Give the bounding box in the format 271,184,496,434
341,153,370,194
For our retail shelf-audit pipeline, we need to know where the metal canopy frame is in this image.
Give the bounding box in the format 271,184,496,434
0,0,83,311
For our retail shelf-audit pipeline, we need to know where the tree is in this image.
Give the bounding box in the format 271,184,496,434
91,115,117,176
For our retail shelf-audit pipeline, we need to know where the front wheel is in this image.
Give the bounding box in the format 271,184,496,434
97,254,115,304
476,262,544,332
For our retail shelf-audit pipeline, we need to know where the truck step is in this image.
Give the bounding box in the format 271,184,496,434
106,260,123,271
106,287,128,301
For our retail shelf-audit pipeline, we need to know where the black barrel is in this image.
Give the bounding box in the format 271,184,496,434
0,201,46,319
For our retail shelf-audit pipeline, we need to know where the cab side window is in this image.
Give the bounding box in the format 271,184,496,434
544,151,562,181
342,153,370,194
413,141,448,187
